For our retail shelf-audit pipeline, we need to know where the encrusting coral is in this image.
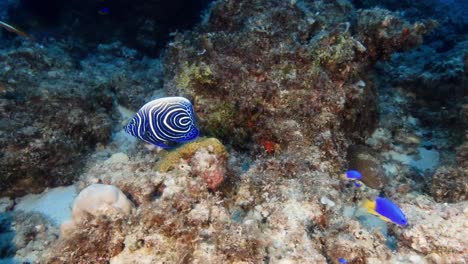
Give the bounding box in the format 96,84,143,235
156,137,229,190
155,137,227,172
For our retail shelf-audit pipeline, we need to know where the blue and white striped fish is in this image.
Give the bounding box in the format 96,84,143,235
125,97,199,148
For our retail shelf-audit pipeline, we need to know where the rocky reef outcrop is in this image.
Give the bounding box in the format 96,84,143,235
38,1,464,263
0,42,162,197
1,0,466,263
163,0,429,157
374,4,467,203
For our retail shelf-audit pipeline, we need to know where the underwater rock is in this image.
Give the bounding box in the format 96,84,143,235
190,146,227,190
456,140,468,167
380,41,467,103
399,199,467,262
429,107,468,203
0,44,114,197
0,91,113,197
155,137,228,172
43,142,264,263
431,166,467,203
91,42,164,110
0,198,13,213
0,40,163,198
163,0,428,154
347,145,387,189
155,137,228,190
324,229,387,263
0,211,59,263
355,8,434,61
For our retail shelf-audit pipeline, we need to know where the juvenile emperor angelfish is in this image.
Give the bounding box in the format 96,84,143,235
125,97,199,148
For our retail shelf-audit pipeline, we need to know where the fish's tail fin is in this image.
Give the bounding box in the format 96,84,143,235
361,199,391,222
361,199,376,214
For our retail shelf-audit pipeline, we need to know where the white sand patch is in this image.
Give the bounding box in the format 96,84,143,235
384,147,439,173
14,185,77,226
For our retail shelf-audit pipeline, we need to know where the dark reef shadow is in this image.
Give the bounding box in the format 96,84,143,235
0,212,16,263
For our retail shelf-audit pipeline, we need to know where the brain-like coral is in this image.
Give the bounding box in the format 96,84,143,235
60,184,134,237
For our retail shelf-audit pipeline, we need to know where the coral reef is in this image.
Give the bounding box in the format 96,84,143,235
0,41,163,197
431,166,467,203
399,197,467,263
1,0,466,263
163,0,429,155
381,41,467,103
155,137,227,169
190,146,227,190
38,1,452,263
373,3,467,202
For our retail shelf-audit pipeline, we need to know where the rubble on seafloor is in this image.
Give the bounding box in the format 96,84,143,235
0,0,467,263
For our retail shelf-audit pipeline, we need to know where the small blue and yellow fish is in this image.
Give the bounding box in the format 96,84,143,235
345,170,362,180
362,197,408,226
338,258,348,264
98,7,110,15
342,170,363,188
125,97,199,148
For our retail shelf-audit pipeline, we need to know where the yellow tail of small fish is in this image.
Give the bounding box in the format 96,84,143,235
362,199,392,223
362,199,376,213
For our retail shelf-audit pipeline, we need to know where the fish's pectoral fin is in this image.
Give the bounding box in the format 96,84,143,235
153,140,177,149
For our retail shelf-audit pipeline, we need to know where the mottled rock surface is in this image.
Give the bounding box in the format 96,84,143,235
39,0,440,263
163,0,427,154
0,42,162,197
431,166,467,203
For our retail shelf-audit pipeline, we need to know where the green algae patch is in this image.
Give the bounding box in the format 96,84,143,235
155,137,228,173
176,62,215,90
203,102,238,139
311,35,359,71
